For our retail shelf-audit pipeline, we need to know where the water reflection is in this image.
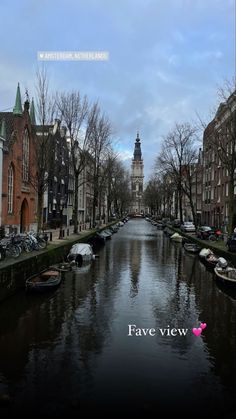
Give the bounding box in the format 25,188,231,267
0,220,235,415
129,239,142,297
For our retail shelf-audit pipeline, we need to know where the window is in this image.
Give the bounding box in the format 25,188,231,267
22,129,29,181
225,183,228,197
225,203,228,217
211,188,214,200
8,164,14,214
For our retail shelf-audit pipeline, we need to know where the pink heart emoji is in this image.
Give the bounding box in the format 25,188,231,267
192,328,202,337
200,323,207,330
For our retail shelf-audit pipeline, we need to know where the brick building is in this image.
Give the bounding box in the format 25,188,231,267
202,91,236,230
0,84,37,233
35,120,69,228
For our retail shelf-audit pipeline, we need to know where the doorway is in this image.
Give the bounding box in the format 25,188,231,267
20,199,29,233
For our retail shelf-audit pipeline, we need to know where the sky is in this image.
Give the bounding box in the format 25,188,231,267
0,0,235,180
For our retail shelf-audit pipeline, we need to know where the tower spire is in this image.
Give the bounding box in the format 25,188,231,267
13,83,23,116
133,132,142,160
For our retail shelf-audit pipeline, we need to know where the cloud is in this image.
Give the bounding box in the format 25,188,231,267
0,0,234,181
191,50,223,62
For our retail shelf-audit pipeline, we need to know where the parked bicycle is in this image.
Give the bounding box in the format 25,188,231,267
208,229,224,241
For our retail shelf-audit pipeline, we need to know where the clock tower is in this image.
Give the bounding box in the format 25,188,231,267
130,132,144,214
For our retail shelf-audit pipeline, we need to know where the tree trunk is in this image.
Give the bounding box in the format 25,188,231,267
98,190,102,220
189,196,197,227
92,181,98,228
175,192,178,219
178,184,183,223
37,192,44,233
73,173,79,234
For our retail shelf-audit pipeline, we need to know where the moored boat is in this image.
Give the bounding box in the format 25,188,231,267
199,248,219,269
67,243,95,265
214,262,236,285
26,268,61,292
170,232,183,242
51,262,72,272
199,248,212,259
184,242,200,254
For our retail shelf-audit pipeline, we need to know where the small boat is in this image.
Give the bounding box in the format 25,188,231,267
184,242,200,253
110,225,119,233
51,262,72,272
199,248,212,259
199,248,219,268
102,229,113,239
26,268,61,292
170,232,183,242
93,232,106,245
98,231,112,240
118,221,124,227
67,243,95,265
214,259,236,285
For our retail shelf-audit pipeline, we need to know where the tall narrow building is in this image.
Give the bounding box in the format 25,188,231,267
130,132,144,214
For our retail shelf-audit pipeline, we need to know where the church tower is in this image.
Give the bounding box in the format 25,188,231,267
130,132,144,214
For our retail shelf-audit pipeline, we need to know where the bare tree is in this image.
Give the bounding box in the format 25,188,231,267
56,91,89,234
88,104,112,227
110,160,131,217
33,68,55,232
143,176,163,216
156,123,198,223
104,151,119,220
181,151,199,227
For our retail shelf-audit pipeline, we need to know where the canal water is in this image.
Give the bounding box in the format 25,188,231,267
0,219,236,416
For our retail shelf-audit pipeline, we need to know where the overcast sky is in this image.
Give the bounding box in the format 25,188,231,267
0,0,235,179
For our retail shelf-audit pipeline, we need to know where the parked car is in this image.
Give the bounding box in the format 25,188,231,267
180,222,196,233
227,233,236,252
196,226,213,240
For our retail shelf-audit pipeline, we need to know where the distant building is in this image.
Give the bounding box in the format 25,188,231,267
0,83,37,233
35,120,69,228
66,145,94,228
130,132,144,214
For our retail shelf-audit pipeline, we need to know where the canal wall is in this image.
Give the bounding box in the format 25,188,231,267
0,223,116,302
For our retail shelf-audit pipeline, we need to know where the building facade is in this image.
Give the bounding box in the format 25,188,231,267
202,91,236,230
0,84,37,233
35,120,69,228
130,133,144,214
